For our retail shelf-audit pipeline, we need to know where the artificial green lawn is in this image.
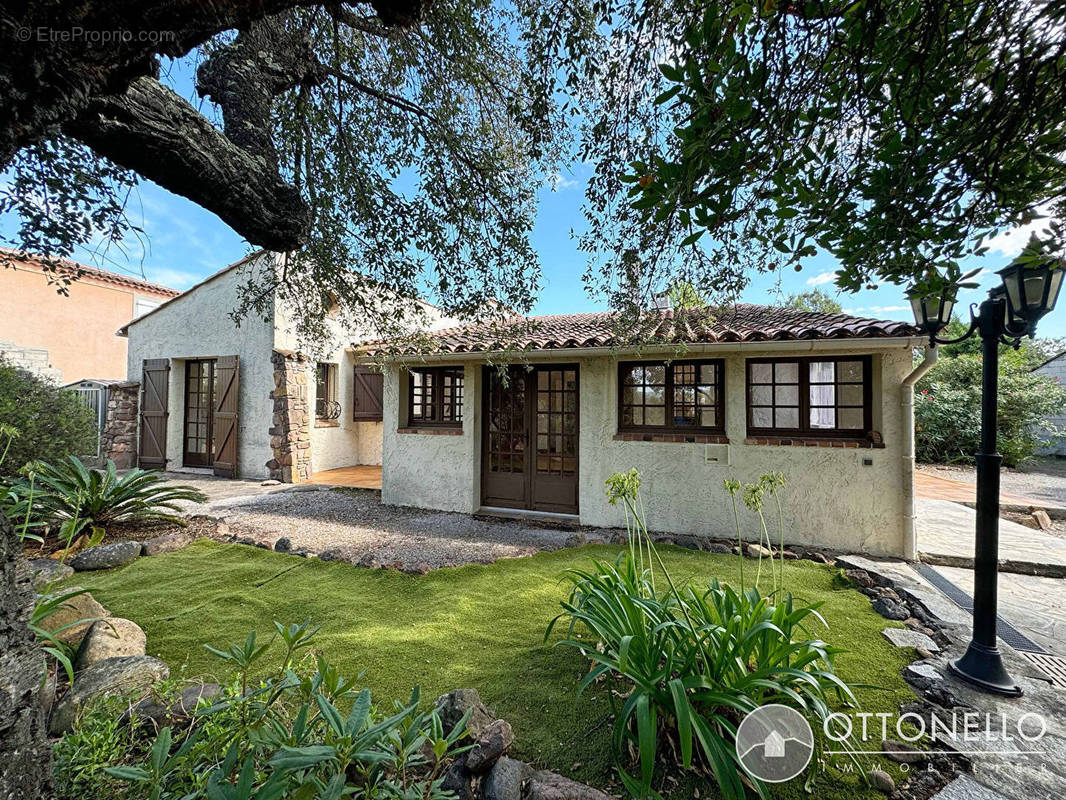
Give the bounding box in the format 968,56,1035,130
66,539,917,798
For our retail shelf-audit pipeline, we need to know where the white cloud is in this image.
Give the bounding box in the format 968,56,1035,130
547,172,580,191
143,267,202,289
986,206,1058,257
806,271,835,287
867,305,908,313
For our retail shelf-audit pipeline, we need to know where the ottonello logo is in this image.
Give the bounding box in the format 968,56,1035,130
735,704,815,783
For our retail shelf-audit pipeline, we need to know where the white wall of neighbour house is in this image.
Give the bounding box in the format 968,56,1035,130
124,254,278,479
380,344,916,557
1037,354,1066,456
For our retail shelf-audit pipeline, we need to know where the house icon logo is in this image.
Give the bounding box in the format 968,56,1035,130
735,704,814,783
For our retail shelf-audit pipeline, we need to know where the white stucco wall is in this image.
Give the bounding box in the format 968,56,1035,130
381,364,481,512
379,343,917,557
123,254,277,478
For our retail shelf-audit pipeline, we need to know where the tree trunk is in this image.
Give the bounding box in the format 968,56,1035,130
0,514,53,799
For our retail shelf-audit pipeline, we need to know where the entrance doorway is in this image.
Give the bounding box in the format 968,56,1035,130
183,359,216,467
481,364,579,515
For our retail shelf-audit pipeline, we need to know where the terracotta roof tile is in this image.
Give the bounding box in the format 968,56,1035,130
1,249,180,297
363,304,921,355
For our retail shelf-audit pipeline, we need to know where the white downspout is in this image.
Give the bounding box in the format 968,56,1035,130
901,346,939,560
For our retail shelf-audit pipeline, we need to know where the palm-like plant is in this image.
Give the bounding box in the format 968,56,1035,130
25,457,207,541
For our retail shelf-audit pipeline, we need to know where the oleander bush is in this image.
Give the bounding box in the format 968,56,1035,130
0,360,97,475
915,349,1066,466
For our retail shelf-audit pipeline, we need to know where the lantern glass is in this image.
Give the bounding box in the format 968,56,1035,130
1000,263,1024,313
910,293,952,334
1047,268,1064,311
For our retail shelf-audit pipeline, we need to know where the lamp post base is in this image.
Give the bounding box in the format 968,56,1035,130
949,641,1022,697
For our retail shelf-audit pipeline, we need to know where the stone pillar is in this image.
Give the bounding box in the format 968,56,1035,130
267,350,312,483
100,381,140,469
0,514,54,799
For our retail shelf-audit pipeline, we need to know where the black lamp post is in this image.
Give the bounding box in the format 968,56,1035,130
910,258,1063,697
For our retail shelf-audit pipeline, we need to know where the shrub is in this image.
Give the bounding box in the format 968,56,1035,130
56,621,470,800
549,471,862,799
915,349,1066,466
14,457,207,543
0,361,97,475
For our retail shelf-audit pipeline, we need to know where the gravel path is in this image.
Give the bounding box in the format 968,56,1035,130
197,486,609,571
919,458,1066,507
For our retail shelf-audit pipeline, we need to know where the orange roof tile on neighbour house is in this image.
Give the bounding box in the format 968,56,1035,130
0,249,180,298
361,304,922,356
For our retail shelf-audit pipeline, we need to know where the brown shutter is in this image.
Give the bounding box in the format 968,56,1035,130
138,358,169,470
353,365,384,421
212,356,239,478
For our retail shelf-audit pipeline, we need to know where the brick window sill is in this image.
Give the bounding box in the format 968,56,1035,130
397,427,463,436
744,436,885,449
614,432,729,445
315,420,340,428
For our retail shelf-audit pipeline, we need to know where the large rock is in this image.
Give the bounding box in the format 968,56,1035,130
440,755,475,800
525,770,614,800
435,688,497,738
70,541,141,571
74,618,147,671
50,655,170,734
37,586,110,644
28,558,74,588
483,756,528,800
141,531,194,557
123,682,221,733
0,512,55,797
465,718,515,773
881,627,940,652
872,596,910,621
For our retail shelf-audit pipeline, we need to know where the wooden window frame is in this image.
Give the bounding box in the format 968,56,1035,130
745,355,872,439
617,359,726,435
315,362,340,421
408,366,464,427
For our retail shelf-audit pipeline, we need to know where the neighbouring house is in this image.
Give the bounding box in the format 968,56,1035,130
1036,350,1066,456
116,251,457,479
362,307,928,558
0,250,179,382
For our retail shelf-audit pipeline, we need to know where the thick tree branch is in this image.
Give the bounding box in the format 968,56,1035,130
65,76,312,251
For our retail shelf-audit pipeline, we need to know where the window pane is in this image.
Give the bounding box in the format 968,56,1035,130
699,408,716,427
810,408,836,429
809,361,834,382
645,365,666,384
622,366,639,385
750,363,772,383
839,385,864,406
645,406,665,426
752,407,772,427
751,385,773,405
775,362,799,383
776,407,799,428
775,385,799,406
838,408,864,429
839,361,864,381
700,364,717,383
810,384,835,407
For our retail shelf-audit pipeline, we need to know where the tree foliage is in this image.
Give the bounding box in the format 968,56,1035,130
784,289,842,314
628,1,1066,296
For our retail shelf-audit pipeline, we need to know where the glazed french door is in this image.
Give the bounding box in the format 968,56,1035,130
481,365,579,514
183,359,216,467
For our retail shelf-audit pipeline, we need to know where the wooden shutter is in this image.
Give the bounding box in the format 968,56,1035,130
138,359,169,469
353,365,384,421
212,356,239,478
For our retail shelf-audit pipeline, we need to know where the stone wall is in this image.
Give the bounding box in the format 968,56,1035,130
267,350,312,483
0,515,53,799
100,381,140,469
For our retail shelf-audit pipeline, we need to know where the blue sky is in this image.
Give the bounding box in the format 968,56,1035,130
7,55,1064,339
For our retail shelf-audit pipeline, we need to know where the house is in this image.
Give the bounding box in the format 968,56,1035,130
362,306,928,558
1035,350,1066,455
116,251,456,480
0,250,179,382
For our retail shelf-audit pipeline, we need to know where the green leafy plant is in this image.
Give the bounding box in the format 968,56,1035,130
0,361,97,476
31,587,99,684
915,349,1066,466
561,471,855,799
17,457,207,541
